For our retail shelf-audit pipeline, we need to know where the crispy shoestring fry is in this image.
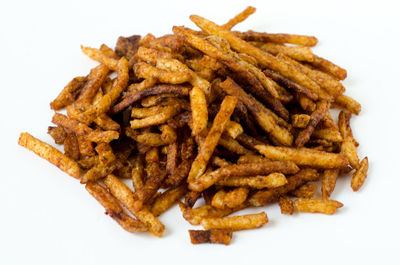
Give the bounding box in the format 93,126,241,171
19,6,368,244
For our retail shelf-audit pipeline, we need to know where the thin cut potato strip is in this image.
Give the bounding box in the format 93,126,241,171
216,172,287,189
294,198,343,215
200,212,268,231
255,42,314,62
189,229,232,245
338,111,359,169
234,30,318,46
190,86,208,136
50,76,86,110
351,157,368,192
18,132,80,179
278,196,294,215
222,6,256,30
255,145,348,169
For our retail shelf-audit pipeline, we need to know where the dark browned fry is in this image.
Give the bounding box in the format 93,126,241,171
189,229,232,245
234,30,318,46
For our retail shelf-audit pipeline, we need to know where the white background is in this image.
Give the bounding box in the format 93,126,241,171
1,0,399,264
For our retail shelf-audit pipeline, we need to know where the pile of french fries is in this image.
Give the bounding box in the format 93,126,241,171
18,6,368,245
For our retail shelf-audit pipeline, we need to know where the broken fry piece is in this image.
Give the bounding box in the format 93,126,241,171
200,212,268,231
189,229,232,245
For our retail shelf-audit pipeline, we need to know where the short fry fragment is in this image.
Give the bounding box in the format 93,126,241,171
351,157,368,192
309,55,347,80
321,169,339,199
151,185,187,216
189,229,232,245
50,76,86,110
200,212,268,231
130,105,181,129
278,196,294,215
211,187,249,209
47,126,67,145
292,114,310,128
291,184,317,198
81,45,118,70
224,121,243,139
333,95,361,115
18,132,80,178
294,198,343,215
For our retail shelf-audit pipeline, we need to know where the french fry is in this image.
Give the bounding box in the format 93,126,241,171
255,145,348,168
63,133,80,160
190,15,322,95
47,126,67,145
256,42,314,62
211,156,232,168
222,6,256,30
234,30,318,46
134,61,191,84
190,86,208,136
94,114,120,131
312,128,343,143
18,132,81,178
166,141,179,175
235,133,268,151
179,203,239,225
188,96,238,183
309,55,347,80
294,198,343,215
321,169,339,200
112,84,190,114
216,173,287,189
125,78,157,96
200,212,268,231
278,196,294,215
85,181,148,233
291,184,317,198
151,185,187,216
115,35,141,60
50,76,86,110
77,155,98,169
291,114,310,128
77,135,95,157
338,111,359,169
334,94,361,115
295,100,330,147
130,105,181,129
351,157,368,191
237,154,270,164
189,229,232,245
81,45,119,70
248,168,319,206
218,135,254,155
211,187,249,209
277,54,344,97
189,161,299,192
131,155,144,191
219,78,293,146
224,121,243,139
103,174,165,237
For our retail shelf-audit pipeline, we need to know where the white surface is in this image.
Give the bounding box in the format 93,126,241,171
1,0,400,264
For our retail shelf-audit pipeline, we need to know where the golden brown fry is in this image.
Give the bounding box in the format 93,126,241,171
294,198,343,215
248,168,319,206
95,143,115,166
77,135,94,157
218,135,254,155
312,128,343,143
224,121,243,139
234,30,318,46
125,78,157,96
130,105,181,129
18,132,80,178
200,212,268,231
188,96,238,183
211,187,249,209
219,78,293,146
222,6,256,30
216,172,287,189
321,169,339,200
255,145,348,169
295,100,330,147
256,42,314,62
85,182,147,233
189,229,232,245
278,196,294,215
334,94,361,115
291,184,317,198
81,45,118,70
50,76,86,110
237,154,270,164
74,64,109,109
351,157,368,192
166,141,179,175
189,161,299,192
190,86,208,136
131,155,145,191
292,114,310,128
151,185,187,216
103,174,165,237
309,55,347,80
77,155,98,169
134,61,191,84
338,111,359,169
94,114,120,131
